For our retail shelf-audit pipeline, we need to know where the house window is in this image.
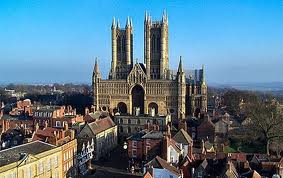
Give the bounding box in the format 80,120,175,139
56,121,61,127
132,149,137,158
146,146,151,154
132,141,137,148
197,171,203,178
25,166,32,178
54,156,58,167
128,119,131,124
47,159,51,171
9,172,16,178
54,171,59,178
38,162,43,174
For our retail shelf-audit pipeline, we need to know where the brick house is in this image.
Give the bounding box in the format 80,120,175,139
197,115,215,142
127,130,164,161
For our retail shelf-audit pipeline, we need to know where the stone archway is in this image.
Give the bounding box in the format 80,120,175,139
148,102,158,116
117,102,127,114
131,85,145,115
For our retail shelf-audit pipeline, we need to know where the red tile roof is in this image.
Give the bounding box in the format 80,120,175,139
88,116,116,134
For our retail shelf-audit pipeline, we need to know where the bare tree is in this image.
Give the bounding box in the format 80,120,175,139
243,99,283,155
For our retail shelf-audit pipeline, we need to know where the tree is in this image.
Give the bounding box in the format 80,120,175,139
243,99,283,155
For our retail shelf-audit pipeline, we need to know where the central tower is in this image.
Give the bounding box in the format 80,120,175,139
144,11,169,80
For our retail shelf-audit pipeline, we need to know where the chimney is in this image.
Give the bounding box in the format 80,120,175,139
5,120,10,133
179,120,187,132
201,139,205,154
91,105,95,113
70,130,75,140
162,135,169,161
44,120,48,129
35,123,39,132
85,107,89,115
189,142,193,160
220,143,225,153
167,124,171,139
228,161,232,173
64,122,68,131
1,119,5,133
24,124,27,136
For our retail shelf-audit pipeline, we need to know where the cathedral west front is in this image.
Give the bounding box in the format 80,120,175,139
92,12,207,120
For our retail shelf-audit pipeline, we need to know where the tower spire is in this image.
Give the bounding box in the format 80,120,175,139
145,10,148,22
202,64,206,85
162,10,166,23
130,18,133,27
178,56,184,73
126,16,130,27
117,19,120,28
112,17,116,28
93,57,101,78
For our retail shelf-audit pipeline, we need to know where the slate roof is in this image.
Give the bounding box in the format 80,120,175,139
0,141,56,167
127,130,147,141
88,116,116,135
1,114,32,120
147,156,181,176
142,130,163,139
172,129,192,145
32,127,61,141
240,170,261,178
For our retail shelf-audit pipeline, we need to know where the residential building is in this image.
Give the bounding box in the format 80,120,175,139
145,156,183,178
77,116,118,160
172,129,193,158
77,139,94,175
162,131,182,165
0,141,62,178
9,99,32,116
127,130,164,161
32,123,77,178
33,105,83,128
197,115,215,142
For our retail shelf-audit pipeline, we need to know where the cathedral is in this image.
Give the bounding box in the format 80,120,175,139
92,12,207,120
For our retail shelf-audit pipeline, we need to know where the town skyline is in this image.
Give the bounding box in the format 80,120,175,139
0,0,282,84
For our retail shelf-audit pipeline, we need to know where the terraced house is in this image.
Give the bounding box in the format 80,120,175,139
0,141,62,178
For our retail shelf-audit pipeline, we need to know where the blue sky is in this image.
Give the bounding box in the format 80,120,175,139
0,0,282,84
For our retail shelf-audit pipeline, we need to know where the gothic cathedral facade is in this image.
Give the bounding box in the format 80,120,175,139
92,12,207,120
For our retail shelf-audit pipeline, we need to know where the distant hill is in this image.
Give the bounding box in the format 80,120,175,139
210,82,283,92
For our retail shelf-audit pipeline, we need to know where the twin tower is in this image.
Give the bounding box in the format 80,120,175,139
109,11,169,80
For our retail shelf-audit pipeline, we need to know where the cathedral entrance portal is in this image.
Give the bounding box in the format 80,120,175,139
117,102,127,114
131,85,145,115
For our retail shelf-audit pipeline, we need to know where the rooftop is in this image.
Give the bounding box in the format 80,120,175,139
0,141,56,167
142,130,163,139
